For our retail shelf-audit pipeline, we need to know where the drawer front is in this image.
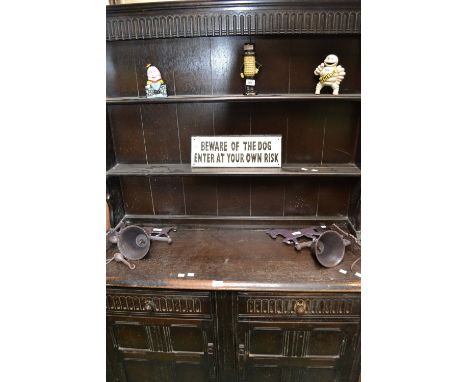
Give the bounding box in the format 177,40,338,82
237,292,360,319
106,288,212,318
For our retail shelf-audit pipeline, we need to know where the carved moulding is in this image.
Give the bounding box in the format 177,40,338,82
106,7,361,40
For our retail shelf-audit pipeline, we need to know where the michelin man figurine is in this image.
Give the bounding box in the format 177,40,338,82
145,64,167,98
314,54,346,95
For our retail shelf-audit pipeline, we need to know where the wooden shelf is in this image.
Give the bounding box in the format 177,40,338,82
106,223,361,292
106,93,361,105
106,163,361,177
124,214,351,227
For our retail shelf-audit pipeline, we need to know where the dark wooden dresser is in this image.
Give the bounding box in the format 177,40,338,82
106,1,361,381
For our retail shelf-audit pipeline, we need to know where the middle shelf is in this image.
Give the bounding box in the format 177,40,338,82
106,93,361,105
106,163,361,177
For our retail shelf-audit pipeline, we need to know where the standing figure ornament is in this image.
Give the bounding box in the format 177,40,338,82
240,43,262,95
145,63,167,98
314,54,346,95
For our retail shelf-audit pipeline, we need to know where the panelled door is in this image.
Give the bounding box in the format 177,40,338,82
236,320,359,382
107,315,217,382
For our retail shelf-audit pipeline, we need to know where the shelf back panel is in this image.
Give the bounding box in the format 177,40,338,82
107,35,360,97
119,175,357,218
108,100,360,165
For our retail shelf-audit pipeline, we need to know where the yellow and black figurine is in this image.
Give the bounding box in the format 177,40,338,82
240,43,261,95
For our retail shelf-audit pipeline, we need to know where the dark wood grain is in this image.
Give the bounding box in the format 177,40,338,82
106,225,361,291
107,94,361,104
106,177,125,227
213,102,251,135
251,36,290,94
250,177,285,216
106,110,116,171
284,180,319,216
211,36,245,95
286,101,326,163
107,2,361,380
150,176,186,215
172,38,213,95
120,176,154,214
348,181,361,232
106,0,361,40
108,105,147,164
124,215,349,228
177,103,214,163
322,102,360,163
217,177,251,216
140,104,181,163
183,176,218,215
107,41,138,97
317,178,354,216
106,163,362,177
117,176,356,218
250,102,288,161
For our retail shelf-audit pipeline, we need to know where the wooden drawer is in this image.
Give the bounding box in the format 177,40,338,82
106,288,213,318
237,292,360,319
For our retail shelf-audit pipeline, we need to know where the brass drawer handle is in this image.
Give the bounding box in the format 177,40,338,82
294,300,306,315
144,300,155,312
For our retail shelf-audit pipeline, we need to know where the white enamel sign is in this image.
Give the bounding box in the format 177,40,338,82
191,135,282,168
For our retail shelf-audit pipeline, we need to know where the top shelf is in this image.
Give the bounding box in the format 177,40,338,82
106,94,361,105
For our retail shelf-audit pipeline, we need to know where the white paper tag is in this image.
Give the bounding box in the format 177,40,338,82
187,273,195,277
321,225,327,229
301,167,308,171
153,228,162,232
339,269,347,274
311,169,319,172
355,272,361,278
246,79,255,86
212,280,224,287
177,273,185,278
292,231,302,236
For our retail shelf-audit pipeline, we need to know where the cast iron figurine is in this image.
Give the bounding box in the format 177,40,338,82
266,226,351,268
240,43,261,95
314,54,346,95
266,227,323,246
145,63,167,98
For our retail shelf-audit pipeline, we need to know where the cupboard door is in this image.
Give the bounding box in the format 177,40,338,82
236,321,359,382
107,315,217,382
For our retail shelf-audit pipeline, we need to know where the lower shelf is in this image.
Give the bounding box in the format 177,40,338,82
106,219,361,292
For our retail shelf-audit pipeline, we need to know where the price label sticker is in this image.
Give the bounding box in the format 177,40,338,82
177,273,185,278
212,280,224,287
292,231,302,236
187,273,195,277
246,79,255,86
339,269,347,274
